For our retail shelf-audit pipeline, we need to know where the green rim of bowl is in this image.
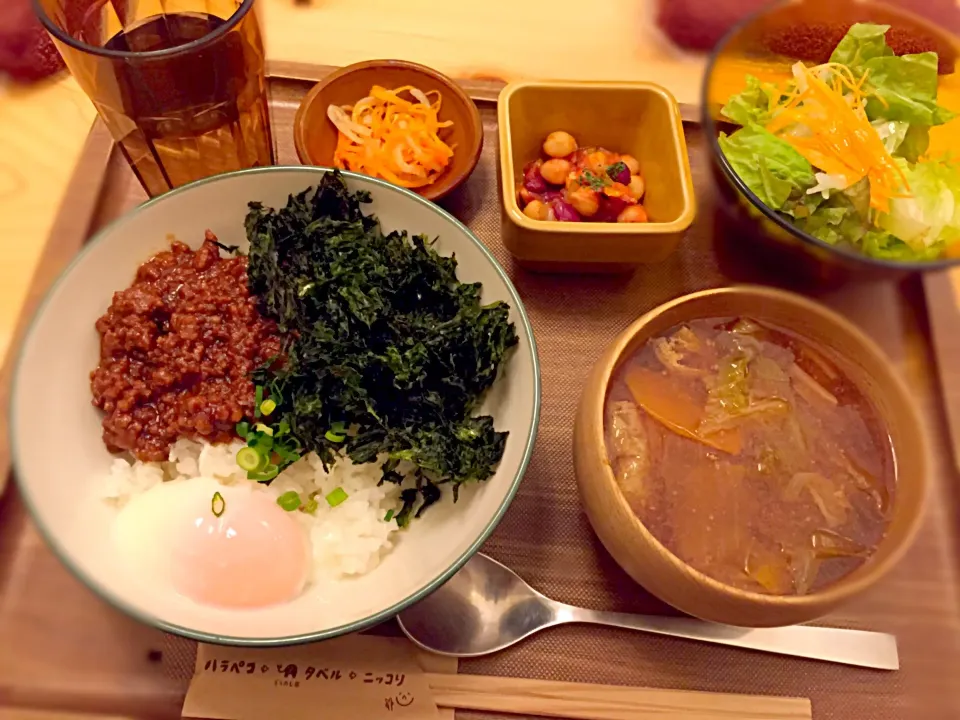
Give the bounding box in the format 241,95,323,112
700,0,960,273
9,165,541,647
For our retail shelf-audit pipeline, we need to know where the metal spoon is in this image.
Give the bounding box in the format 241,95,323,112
398,553,899,670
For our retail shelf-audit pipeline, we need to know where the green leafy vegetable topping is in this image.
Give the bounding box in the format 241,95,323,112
245,171,518,520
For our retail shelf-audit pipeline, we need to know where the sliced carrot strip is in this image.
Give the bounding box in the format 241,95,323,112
625,367,742,455
764,62,908,213
327,84,455,189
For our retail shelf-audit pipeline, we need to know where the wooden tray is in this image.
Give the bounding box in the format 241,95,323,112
2,63,960,720
922,271,960,473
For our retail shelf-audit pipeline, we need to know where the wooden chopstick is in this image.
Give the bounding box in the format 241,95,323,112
425,673,812,720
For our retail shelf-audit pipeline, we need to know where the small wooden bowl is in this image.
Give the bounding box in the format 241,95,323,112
573,286,929,627
294,60,483,202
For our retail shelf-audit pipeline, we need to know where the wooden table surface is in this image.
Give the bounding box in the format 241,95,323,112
0,0,702,364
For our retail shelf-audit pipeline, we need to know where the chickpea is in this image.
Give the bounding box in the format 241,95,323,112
540,158,572,185
567,187,600,217
543,131,578,158
523,199,550,220
628,175,646,200
621,154,641,174
617,204,649,223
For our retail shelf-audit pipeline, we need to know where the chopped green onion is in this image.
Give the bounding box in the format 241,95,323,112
325,421,347,443
277,491,301,512
255,423,274,436
303,498,319,514
236,446,265,472
325,487,348,507
254,386,264,417
273,444,301,464
384,509,395,522
236,420,250,438
249,464,280,482
211,491,226,517
250,432,274,451
260,398,277,416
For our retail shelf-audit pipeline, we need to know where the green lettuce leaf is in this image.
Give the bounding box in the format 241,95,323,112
842,177,871,219
898,124,931,163
863,52,957,126
782,191,825,220
827,22,952,157
869,120,929,162
829,23,894,68
719,125,816,209
721,75,779,127
793,208,851,245
877,159,960,253
791,194,866,246
871,119,909,155
861,230,943,261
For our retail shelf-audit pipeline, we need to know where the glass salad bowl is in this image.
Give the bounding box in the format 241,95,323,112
702,0,960,282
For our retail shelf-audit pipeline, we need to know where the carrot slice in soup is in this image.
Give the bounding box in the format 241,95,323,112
624,367,742,455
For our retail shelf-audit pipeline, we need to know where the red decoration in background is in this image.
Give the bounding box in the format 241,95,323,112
0,0,65,83
656,0,769,52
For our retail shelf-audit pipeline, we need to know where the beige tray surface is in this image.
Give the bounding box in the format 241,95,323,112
2,64,960,720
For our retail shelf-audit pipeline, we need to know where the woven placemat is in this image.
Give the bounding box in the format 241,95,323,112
162,111,960,720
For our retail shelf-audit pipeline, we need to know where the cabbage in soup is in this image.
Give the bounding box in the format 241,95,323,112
605,317,894,596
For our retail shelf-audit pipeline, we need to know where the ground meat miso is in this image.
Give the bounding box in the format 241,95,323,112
91,235,281,461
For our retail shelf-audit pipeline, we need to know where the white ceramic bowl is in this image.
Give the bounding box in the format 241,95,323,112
9,167,540,645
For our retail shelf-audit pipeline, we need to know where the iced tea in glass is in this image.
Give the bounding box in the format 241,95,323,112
34,0,274,197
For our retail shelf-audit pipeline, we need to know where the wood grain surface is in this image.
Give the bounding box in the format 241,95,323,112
2,71,960,720
0,78,96,361
0,123,113,498
923,271,960,473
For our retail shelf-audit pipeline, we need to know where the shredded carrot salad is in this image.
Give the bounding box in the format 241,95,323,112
327,85,455,189
765,62,909,213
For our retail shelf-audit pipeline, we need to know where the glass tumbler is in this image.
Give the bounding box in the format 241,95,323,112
34,0,275,197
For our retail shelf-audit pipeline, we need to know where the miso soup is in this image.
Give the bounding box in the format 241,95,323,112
604,317,894,596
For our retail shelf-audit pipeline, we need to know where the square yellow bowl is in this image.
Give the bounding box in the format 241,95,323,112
498,81,696,272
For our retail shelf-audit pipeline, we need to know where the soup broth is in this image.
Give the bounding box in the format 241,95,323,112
605,317,894,596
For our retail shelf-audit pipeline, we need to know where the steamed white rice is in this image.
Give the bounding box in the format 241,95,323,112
102,439,404,579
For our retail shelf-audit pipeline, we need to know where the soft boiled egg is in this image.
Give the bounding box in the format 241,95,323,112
113,477,310,609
